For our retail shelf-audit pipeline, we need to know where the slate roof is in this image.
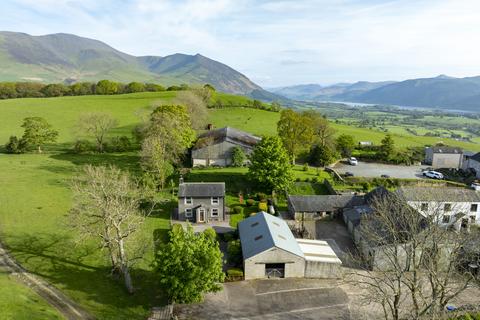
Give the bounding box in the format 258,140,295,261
238,212,304,260
396,186,480,202
431,146,463,154
194,127,261,149
178,182,225,197
287,194,365,212
468,152,480,162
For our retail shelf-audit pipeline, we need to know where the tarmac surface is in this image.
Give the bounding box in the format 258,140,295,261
333,161,429,179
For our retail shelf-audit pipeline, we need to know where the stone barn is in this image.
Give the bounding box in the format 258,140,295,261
238,212,342,280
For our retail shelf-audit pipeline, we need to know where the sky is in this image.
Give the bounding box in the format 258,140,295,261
2,0,480,87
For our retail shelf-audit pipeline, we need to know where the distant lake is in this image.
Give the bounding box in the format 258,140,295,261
320,100,476,114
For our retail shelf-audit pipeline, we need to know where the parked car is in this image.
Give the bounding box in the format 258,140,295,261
381,174,390,178
344,171,354,177
422,170,444,179
471,182,480,191
348,157,358,166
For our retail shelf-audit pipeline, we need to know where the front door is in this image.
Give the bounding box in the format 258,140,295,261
198,208,206,223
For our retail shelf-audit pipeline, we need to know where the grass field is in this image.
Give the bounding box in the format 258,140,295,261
0,269,64,320
0,92,478,319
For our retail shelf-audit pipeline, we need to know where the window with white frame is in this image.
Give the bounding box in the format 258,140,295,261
184,197,193,205
185,208,192,217
442,215,450,224
211,208,219,217
471,204,478,212
211,197,219,205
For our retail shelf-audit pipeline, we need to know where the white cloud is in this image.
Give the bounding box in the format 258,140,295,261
2,0,480,86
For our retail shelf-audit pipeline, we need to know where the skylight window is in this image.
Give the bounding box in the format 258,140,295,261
254,235,263,241
251,222,259,227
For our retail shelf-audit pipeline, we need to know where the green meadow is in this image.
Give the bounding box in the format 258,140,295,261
0,91,479,319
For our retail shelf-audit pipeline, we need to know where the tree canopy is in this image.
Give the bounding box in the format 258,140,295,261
154,225,224,303
20,117,58,153
336,134,356,157
247,135,293,193
277,109,314,164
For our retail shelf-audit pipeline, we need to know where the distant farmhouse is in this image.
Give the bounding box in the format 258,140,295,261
192,127,261,167
425,146,463,169
238,212,342,280
177,181,226,223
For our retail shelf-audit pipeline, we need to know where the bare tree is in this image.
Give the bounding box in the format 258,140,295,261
347,188,480,320
77,113,118,152
69,165,155,293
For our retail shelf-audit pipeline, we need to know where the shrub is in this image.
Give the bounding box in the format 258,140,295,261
361,182,370,192
303,163,309,171
256,192,267,201
258,202,268,212
231,146,246,167
227,240,243,266
108,136,132,152
233,206,243,215
4,136,25,154
226,267,244,277
296,177,301,182
246,199,255,206
304,178,310,182
73,139,95,154
312,177,318,183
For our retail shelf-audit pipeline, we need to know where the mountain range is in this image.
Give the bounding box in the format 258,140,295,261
0,31,280,101
271,76,480,112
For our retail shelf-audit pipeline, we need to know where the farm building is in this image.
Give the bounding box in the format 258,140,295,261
287,194,364,220
463,152,480,178
192,127,261,167
238,212,342,280
425,146,463,169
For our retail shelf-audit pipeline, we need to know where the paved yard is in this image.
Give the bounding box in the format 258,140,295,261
333,161,429,179
175,279,351,320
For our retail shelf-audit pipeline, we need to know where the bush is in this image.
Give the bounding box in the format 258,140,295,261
303,163,309,171
107,136,132,152
312,177,318,183
231,146,246,167
256,192,267,201
258,202,268,212
227,240,243,266
226,267,244,277
361,182,370,192
233,206,243,215
246,199,255,206
4,136,25,154
73,139,95,154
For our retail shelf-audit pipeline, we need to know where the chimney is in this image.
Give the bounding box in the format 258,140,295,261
179,175,184,185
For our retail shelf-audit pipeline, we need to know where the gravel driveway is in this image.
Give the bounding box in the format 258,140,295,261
333,161,429,179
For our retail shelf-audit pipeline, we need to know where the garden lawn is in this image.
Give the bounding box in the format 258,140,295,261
0,269,64,320
0,152,171,320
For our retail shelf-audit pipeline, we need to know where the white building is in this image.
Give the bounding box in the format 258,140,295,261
425,146,463,169
238,212,342,280
396,187,480,230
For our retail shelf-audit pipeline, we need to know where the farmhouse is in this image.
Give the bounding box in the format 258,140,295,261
177,181,226,223
425,146,463,169
238,212,342,280
287,194,364,220
192,127,261,167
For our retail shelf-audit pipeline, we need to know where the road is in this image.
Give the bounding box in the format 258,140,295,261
0,241,94,320
333,161,429,179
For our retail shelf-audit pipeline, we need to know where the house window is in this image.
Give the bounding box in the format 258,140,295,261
444,203,452,212
185,208,192,218
254,235,263,241
471,204,478,212
184,197,193,205
442,215,450,224
211,197,219,205
421,203,429,211
211,208,219,217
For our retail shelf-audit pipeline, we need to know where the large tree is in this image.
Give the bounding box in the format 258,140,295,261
336,134,356,157
348,190,480,320
77,112,118,152
155,225,224,303
277,109,314,164
20,117,58,153
380,134,395,160
247,135,293,193
140,105,195,188
174,90,209,130
305,110,336,148
69,165,154,293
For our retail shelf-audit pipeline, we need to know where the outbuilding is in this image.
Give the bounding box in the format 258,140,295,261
238,212,342,280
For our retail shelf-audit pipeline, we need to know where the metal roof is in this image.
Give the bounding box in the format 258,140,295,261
238,212,304,260
178,182,225,197
296,239,342,264
194,127,261,149
430,146,463,154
